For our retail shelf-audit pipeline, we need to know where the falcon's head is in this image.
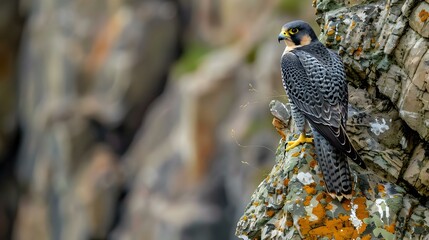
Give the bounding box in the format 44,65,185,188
278,20,318,49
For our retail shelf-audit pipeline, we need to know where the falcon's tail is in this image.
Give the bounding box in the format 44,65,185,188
313,130,352,200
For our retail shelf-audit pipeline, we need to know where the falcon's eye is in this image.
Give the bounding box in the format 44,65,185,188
289,28,299,35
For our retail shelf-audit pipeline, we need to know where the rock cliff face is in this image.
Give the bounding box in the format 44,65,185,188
315,0,429,198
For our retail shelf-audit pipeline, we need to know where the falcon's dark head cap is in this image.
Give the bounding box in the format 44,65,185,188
278,20,318,47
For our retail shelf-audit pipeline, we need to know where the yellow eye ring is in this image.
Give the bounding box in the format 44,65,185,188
289,28,299,35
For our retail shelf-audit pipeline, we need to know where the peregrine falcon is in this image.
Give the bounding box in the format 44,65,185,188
277,20,366,199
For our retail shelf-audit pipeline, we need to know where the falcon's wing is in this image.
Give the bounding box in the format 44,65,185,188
281,51,365,169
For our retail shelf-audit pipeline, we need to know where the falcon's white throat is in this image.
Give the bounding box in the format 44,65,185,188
283,34,312,53
283,40,302,53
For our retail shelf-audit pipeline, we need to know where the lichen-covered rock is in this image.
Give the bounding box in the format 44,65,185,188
235,100,429,240
314,0,429,198
315,0,429,140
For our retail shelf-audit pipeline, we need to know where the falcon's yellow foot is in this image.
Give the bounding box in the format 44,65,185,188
286,133,313,151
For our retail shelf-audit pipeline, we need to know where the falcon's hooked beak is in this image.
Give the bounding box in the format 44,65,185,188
278,30,290,43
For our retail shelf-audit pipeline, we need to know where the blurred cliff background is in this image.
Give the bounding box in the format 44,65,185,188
0,0,317,239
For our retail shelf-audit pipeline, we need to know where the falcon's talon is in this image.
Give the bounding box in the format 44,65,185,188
285,133,313,151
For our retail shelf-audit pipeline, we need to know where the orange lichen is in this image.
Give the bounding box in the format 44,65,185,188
325,218,343,231
354,197,369,219
336,35,342,41
304,196,312,206
298,217,312,235
312,203,326,224
316,192,325,201
342,199,352,211
309,225,334,236
266,209,276,217
286,220,293,227
283,178,290,186
297,199,371,239
354,46,363,57
419,9,429,22
377,184,387,197
309,160,318,168
309,217,354,239
327,28,335,36
377,184,385,193
361,235,372,240
338,214,350,222
385,222,395,233
303,184,317,195
333,227,357,240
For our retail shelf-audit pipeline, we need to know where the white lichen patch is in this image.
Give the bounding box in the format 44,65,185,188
296,172,315,185
370,118,390,135
350,203,364,232
375,199,390,224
